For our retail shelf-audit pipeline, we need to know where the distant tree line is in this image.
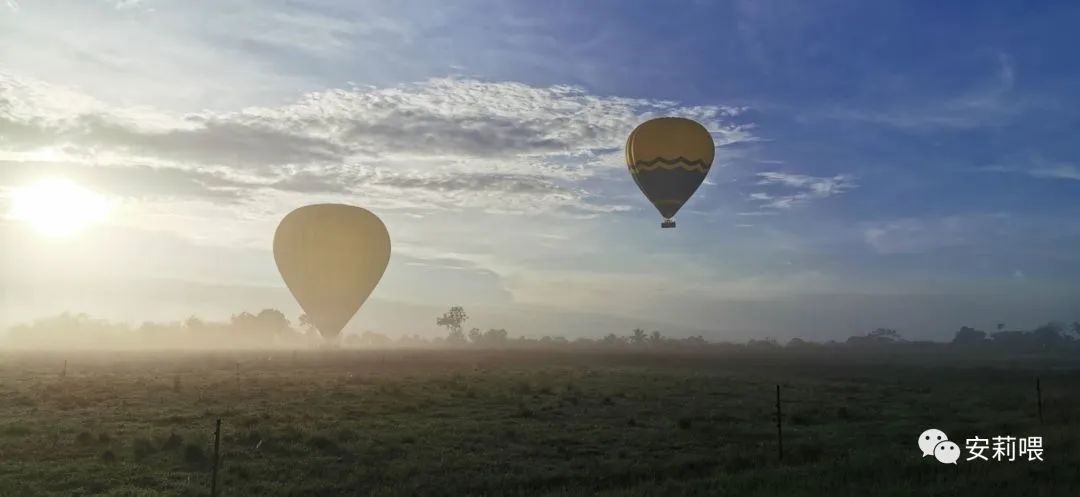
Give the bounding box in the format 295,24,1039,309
5,310,318,349
947,322,1080,351
4,305,1079,354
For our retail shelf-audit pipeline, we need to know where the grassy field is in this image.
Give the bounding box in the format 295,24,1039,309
0,349,1077,496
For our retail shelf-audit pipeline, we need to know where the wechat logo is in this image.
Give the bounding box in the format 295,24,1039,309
918,428,958,464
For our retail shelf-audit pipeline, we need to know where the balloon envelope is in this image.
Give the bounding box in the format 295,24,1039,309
625,117,715,227
273,204,390,340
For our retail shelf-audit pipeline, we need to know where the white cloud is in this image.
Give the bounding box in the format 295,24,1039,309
976,163,1080,181
1028,165,1080,181
861,214,1015,255
750,171,856,209
0,74,751,219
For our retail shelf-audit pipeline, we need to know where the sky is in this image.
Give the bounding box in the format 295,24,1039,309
1,0,1079,341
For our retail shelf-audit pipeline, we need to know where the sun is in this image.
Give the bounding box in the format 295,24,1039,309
9,177,112,237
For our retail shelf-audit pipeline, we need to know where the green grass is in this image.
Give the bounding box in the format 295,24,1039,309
0,349,1076,496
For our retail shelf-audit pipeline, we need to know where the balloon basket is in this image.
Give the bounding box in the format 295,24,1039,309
661,219,676,229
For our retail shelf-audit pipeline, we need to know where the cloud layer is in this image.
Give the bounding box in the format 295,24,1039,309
750,171,856,209
0,74,754,216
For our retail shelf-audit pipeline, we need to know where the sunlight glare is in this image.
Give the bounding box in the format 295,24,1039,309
10,178,112,237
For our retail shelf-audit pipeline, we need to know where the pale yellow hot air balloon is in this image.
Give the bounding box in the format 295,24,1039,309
273,204,390,342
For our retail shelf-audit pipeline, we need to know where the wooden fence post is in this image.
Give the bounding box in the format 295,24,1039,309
211,418,222,497
776,384,783,461
1036,377,1043,425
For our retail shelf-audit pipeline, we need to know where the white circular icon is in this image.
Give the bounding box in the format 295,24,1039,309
918,428,948,457
934,440,960,464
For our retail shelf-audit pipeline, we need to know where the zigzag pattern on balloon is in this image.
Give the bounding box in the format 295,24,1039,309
629,157,712,174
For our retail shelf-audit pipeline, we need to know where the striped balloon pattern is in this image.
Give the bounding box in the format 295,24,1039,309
625,117,715,228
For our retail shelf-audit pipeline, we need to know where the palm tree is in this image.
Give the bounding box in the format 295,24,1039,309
630,328,647,345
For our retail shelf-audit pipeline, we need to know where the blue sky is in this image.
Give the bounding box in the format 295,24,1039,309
0,0,1078,341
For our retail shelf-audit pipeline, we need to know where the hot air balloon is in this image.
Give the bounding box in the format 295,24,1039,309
273,204,390,343
625,117,715,228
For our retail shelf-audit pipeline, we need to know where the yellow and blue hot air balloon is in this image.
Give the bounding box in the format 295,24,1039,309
625,117,715,228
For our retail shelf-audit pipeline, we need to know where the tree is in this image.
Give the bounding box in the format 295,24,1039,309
255,309,292,337
437,306,469,344
990,330,1028,348
600,333,624,346
629,328,647,345
230,312,259,337
446,329,466,345
467,328,483,344
748,338,780,349
951,326,987,346
869,328,902,341
683,335,707,347
1031,322,1066,348
483,328,508,346
786,337,811,348
648,330,663,346
228,309,294,345
847,328,903,347
359,330,391,346
184,316,204,330
996,323,1005,332
298,314,317,335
